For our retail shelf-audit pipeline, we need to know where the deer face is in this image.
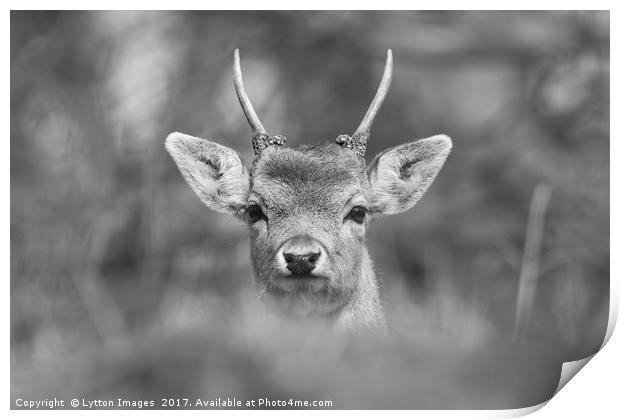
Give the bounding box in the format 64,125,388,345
248,144,370,316
165,50,451,320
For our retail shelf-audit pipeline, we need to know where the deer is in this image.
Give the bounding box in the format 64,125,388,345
165,49,452,332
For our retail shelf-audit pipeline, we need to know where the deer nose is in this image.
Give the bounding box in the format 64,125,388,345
280,235,322,275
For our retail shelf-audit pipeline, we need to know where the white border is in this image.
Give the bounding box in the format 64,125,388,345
0,0,616,10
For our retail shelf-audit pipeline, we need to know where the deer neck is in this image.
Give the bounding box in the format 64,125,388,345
333,248,386,332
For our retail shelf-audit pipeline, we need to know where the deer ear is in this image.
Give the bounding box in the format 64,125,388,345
367,135,452,215
165,132,250,215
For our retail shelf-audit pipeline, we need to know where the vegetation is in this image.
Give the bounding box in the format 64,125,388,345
11,11,609,408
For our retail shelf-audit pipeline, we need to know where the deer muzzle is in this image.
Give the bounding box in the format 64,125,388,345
276,234,328,278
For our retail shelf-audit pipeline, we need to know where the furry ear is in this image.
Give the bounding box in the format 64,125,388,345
367,134,452,215
165,132,249,215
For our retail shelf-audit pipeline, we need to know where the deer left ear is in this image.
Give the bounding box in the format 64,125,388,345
165,132,250,216
367,135,452,215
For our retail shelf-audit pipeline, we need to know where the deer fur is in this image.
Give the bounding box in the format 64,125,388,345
166,134,451,331
165,50,451,332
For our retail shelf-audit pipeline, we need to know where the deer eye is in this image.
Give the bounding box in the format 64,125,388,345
346,206,367,224
246,204,266,224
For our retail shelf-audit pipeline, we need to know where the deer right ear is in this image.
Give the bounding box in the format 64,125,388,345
367,134,452,216
165,132,250,215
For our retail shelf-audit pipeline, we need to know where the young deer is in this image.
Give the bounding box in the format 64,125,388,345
166,50,451,331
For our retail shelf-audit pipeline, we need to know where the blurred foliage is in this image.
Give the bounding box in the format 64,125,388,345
11,11,609,408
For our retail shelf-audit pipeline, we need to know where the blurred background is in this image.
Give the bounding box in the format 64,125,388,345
11,11,609,409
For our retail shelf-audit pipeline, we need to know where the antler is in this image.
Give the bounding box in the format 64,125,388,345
354,49,393,140
233,49,266,135
233,49,286,156
336,50,393,157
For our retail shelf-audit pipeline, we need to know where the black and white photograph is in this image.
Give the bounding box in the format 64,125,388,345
10,9,611,411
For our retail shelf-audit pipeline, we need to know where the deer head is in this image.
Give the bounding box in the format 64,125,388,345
166,50,452,330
